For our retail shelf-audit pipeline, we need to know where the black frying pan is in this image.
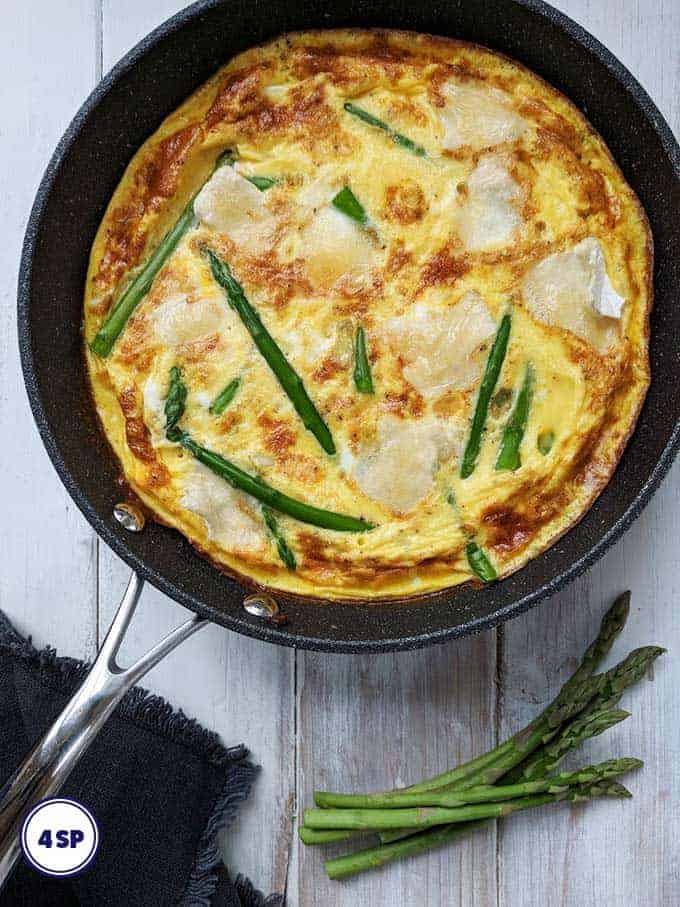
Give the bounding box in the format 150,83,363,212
18,0,680,653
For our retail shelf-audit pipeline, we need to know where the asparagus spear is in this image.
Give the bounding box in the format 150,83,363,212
496,363,534,471
262,505,296,570
343,102,426,157
516,644,663,782
332,187,368,225
460,313,512,478
308,798,553,832
353,326,374,394
564,592,631,689
592,645,665,710
164,366,188,435
466,542,497,582
375,639,658,851
312,597,654,863
502,708,630,784
163,368,370,531
210,378,240,415
90,151,232,358
172,431,372,533
299,828,361,845
325,821,487,879
514,641,664,785
204,248,336,455
246,175,277,191
398,673,599,797
306,772,634,832
323,782,630,880
313,758,641,809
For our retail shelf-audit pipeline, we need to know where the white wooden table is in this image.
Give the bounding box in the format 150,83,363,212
1,2,678,904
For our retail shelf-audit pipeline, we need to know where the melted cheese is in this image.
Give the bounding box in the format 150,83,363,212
142,374,168,447
522,237,625,352
385,292,496,396
300,206,374,288
193,165,276,253
352,415,463,513
584,239,627,318
456,154,523,251
284,317,352,371
181,461,265,553
439,81,527,152
151,293,226,346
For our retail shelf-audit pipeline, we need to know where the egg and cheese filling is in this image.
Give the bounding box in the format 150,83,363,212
84,30,651,599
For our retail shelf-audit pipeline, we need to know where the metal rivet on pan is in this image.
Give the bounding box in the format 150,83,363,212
243,594,286,625
113,502,146,532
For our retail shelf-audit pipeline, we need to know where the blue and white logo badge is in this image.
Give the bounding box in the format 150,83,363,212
21,798,99,877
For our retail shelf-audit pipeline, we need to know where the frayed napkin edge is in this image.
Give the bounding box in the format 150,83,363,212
0,609,284,907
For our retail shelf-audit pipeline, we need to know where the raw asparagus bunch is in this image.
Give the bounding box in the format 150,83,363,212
312,758,642,811
298,593,664,879
324,782,630,881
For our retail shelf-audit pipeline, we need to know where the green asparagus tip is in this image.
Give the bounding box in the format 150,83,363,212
332,186,368,225
262,505,297,571
164,366,188,436
607,591,631,626
604,782,633,799
603,645,666,687
246,175,277,191
576,591,632,679
353,326,375,394
210,377,240,415
343,101,427,157
461,312,512,478
496,362,534,472
466,542,497,583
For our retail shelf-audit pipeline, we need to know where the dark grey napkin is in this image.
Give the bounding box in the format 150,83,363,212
0,610,283,907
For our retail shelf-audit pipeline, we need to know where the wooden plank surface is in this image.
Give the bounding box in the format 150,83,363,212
2,1,678,904
291,638,498,906
498,2,680,904
0,3,98,660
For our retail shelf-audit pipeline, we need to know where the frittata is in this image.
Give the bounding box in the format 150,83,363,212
84,30,652,599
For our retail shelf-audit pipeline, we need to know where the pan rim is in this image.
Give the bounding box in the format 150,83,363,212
17,0,680,653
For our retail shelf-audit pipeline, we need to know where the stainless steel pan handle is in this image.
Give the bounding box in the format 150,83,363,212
0,572,208,887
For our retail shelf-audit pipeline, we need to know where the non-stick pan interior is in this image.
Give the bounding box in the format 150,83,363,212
18,0,680,651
